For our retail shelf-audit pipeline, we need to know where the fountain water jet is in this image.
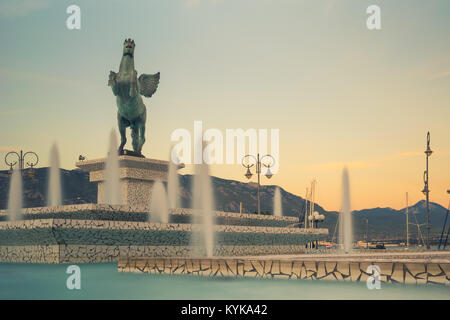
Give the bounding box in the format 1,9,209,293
192,162,215,257
273,187,282,217
191,136,215,257
149,180,169,223
339,167,353,253
47,143,62,206
167,156,180,209
104,129,122,205
7,168,22,221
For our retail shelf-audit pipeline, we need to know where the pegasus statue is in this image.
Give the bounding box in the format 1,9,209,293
108,38,160,157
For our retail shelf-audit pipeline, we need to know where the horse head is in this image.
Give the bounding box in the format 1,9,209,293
123,38,135,58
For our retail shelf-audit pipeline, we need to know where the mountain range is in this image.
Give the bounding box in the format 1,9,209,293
0,167,448,242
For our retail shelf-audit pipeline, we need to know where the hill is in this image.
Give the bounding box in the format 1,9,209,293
0,167,448,241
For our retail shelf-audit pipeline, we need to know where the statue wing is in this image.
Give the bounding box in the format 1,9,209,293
138,72,160,98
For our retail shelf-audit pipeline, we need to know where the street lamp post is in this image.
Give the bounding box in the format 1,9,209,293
406,192,409,249
422,132,432,250
242,153,275,215
4,150,39,178
366,218,369,249
437,190,449,250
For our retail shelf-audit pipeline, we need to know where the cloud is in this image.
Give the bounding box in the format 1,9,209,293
429,70,450,81
0,109,25,116
324,0,337,16
185,0,201,8
0,0,51,18
308,151,423,172
405,54,450,81
184,0,223,9
308,160,377,172
0,147,20,152
0,69,80,88
386,151,423,160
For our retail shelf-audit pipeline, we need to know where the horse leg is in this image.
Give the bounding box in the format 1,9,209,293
108,71,119,96
136,108,146,156
117,113,128,155
131,123,139,153
137,121,146,156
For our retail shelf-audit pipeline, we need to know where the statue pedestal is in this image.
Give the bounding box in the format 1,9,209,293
76,156,182,207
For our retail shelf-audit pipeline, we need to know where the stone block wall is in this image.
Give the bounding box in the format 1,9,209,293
0,218,327,263
0,204,299,228
0,244,310,263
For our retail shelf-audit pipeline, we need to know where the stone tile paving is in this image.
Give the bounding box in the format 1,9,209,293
118,253,450,285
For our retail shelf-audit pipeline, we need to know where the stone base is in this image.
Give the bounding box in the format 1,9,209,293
97,179,154,208
75,156,183,207
122,149,144,158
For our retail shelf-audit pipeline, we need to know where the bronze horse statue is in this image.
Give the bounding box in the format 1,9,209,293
108,39,160,157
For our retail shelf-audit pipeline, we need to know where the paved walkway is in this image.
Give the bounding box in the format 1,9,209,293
222,251,450,263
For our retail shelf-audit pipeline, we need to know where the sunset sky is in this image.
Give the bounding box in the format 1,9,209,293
0,0,449,211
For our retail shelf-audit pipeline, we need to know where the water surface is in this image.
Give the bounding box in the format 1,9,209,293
0,263,448,300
